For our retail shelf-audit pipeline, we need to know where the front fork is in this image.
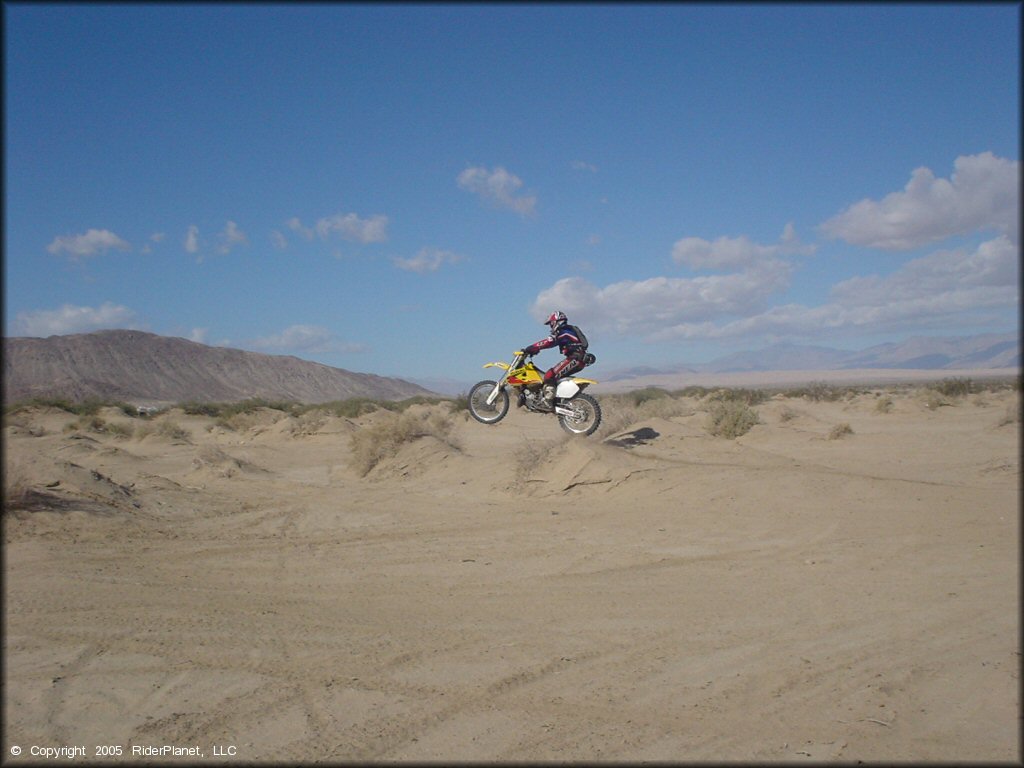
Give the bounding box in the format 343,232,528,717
486,353,522,405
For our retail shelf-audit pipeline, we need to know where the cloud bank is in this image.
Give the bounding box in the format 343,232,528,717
13,302,138,336
820,152,1019,250
533,153,1019,344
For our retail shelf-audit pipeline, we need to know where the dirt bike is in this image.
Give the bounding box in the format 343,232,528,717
467,350,602,436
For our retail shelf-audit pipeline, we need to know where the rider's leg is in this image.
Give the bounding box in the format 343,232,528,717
543,357,581,404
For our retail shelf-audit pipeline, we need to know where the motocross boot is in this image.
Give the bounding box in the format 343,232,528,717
540,383,556,410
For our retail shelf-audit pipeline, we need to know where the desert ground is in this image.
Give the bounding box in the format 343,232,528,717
3,374,1020,763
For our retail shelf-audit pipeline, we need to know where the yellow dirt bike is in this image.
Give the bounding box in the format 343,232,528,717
468,350,602,436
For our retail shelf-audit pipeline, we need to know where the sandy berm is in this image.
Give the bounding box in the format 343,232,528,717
3,378,1019,762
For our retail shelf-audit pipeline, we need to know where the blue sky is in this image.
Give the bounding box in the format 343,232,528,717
4,3,1020,387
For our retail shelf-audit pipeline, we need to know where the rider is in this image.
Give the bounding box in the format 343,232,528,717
523,311,590,410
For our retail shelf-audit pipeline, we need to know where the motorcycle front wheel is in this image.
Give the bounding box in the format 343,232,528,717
468,380,510,424
558,392,602,436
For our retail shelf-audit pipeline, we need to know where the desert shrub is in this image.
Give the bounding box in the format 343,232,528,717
316,398,383,419
4,397,74,415
349,408,460,476
597,390,696,440
287,410,328,436
180,401,224,417
875,396,894,414
786,380,842,402
917,389,951,410
64,414,110,434
935,377,974,398
706,401,759,439
778,405,799,422
5,397,141,417
149,420,191,442
387,395,454,412
706,387,769,405
596,398,641,440
164,422,191,441
105,421,134,438
181,398,303,418
674,385,713,399
623,387,672,406
3,456,32,510
827,422,854,440
997,401,1021,427
514,437,567,485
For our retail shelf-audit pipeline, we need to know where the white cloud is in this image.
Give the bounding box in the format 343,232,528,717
673,235,779,271
672,225,815,271
184,225,200,254
532,260,792,338
140,232,165,255
828,235,1018,309
314,212,389,243
392,248,464,273
654,235,1019,341
250,324,368,354
216,220,248,254
287,217,315,240
533,224,1018,344
13,302,138,337
189,327,208,344
457,166,537,216
270,230,288,250
572,160,598,173
820,152,1020,250
47,229,130,258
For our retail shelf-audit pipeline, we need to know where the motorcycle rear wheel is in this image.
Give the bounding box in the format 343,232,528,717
558,392,602,436
468,380,510,424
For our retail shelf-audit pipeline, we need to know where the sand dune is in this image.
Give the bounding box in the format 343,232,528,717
3,382,1020,762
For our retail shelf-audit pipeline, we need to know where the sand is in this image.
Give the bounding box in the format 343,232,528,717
3,378,1020,763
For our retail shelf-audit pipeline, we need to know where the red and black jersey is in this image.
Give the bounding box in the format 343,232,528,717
524,324,588,358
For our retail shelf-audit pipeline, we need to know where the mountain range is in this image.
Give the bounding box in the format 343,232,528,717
3,330,435,405
603,332,1020,382
3,329,1018,404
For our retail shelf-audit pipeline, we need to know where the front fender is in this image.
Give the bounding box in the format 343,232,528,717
483,362,511,370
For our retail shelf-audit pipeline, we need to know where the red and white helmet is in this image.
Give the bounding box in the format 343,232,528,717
545,311,568,334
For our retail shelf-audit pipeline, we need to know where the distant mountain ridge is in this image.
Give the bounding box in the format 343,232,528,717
3,330,436,405
605,332,1020,381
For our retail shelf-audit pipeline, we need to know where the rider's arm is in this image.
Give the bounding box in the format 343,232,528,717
524,335,556,355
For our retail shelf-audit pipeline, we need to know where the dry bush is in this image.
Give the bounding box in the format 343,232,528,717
61,413,134,438
997,401,1021,427
778,405,799,423
786,380,842,402
596,391,693,440
705,401,759,439
828,422,854,440
595,399,641,440
3,456,33,509
64,414,106,434
514,436,568,486
287,410,328,436
935,377,974,398
917,388,951,410
705,387,768,405
136,420,191,442
349,408,460,476
875,396,894,414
